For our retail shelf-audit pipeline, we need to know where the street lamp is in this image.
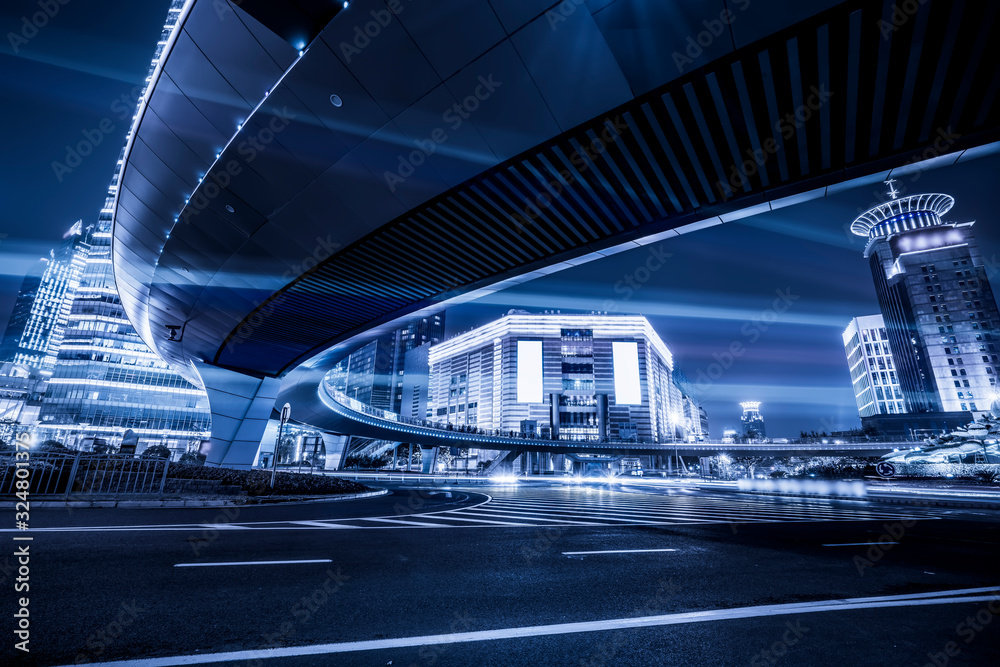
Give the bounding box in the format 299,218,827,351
271,403,291,488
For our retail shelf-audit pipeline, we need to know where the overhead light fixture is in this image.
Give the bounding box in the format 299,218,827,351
330,94,343,107
225,205,235,213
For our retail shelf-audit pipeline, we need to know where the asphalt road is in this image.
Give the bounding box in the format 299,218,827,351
4,482,999,666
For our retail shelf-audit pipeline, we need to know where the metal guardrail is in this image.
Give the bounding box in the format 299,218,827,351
0,453,170,498
323,388,916,452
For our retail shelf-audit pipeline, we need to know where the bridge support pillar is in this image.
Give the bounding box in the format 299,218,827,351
322,433,350,470
420,446,438,474
196,363,281,469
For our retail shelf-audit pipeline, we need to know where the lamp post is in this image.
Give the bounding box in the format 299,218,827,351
271,403,291,488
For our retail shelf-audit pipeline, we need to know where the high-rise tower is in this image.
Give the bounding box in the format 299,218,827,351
740,401,765,439
0,222,90,374
851,184,1000,414
35,0,210,455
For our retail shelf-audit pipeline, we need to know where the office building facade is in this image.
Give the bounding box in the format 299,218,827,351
0,222,90,374
33,0,210,456
852,186,1000,414
328,313,445,413
427,312,694,443
843,314,906,417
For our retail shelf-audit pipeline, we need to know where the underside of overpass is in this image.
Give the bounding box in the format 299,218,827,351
110,0,1000,466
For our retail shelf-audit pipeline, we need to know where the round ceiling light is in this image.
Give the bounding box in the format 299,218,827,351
330,94,343,107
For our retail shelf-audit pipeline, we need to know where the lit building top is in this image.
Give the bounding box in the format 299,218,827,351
851,190,955,239
429,312,673,368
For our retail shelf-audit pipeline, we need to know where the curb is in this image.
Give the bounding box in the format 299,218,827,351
0,488,388,509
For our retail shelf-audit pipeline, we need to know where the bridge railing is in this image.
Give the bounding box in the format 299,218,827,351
321,385,913,450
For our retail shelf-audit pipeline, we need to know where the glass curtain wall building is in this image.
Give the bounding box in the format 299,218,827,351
852,186,1000,414
843,314,906,417
35,0,210,456
0,221,90,374
327,313,445,413
426,311,699,443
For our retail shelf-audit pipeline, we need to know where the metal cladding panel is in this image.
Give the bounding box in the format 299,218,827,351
487,0,555,34
353,120,451,210
444,41,561,161
133,110,208,187
127,137,193,210
394,0,506,79
229,3,299,70
250,88,342,181
145,76,228,165
164,30,254,136
184,0,285,105
389,84,499,189
319,3,440,119
279,38,389,151
512,8,634,131
591,0,732,96
118,179,172,237
732,0,844,48
285,150,408,238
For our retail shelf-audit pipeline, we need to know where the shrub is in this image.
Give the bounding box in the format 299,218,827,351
37,440,70,452
179,451,207,466
975,469,1000,485
140,445,171,459
166,464,370,496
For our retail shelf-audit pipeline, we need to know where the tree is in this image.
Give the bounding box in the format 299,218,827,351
37,440,69,452
179,451,207,466
92,441,117,455
732,456,768,479
140,445,171,459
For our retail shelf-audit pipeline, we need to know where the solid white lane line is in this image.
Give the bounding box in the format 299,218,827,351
562,548,678,555
54,591,1000,667
823,542,900,547
289,521,352,529
174,559,332,568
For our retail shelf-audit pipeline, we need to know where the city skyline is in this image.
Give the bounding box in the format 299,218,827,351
2,0,999,439
3,155,998,438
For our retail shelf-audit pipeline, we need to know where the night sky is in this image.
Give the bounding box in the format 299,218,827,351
1,1,998,437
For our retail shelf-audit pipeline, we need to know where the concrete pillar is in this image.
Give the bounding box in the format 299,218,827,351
196,363,281,469
420,446,438,474
322,433,350,470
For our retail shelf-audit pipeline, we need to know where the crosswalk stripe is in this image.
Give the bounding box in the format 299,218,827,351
354,517,451,527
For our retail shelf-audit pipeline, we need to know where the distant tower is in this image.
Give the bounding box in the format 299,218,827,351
740,401,765,439
851,185,1000,414
0,221,90,374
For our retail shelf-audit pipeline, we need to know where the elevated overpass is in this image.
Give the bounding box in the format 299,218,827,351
109,0,1000,466
319,384,913,460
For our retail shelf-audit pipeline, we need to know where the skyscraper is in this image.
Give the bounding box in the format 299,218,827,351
34,0,210,456
740,402,765,439
852,184,1000,414
0,221,90,374
327,313,445,413
843,314,906,417
37,213,211,453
